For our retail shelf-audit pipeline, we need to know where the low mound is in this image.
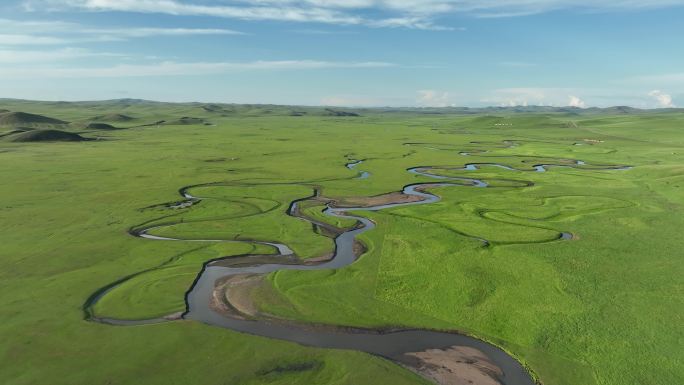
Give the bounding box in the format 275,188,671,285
324,109,360,117
0,128,32,138
201,104,223,112
468,115,509,126
86,122,119,130
165,117,206,125
0,111,68,126
91,113,133,122
5,129,86,142
606,106,639,114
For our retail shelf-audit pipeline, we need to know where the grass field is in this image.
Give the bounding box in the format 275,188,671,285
0,100,682,385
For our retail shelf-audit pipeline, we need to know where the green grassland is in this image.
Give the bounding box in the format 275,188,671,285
0,99,682,385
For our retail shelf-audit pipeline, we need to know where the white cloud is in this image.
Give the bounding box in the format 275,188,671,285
85,27,245,38
30,0,367,25
0,18,75,32
0,60,395,78
481,88,682,109
648,90,675,108
482,87,547,106
0,18,244,45
417,89,453,107
368,16,454,30
0,34,68,45
568,95,586,108
0,47,123,63
21,0,684,30
481,88,598,107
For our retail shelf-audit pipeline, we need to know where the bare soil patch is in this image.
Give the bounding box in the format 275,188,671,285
334,192,424,208
403,345,503,385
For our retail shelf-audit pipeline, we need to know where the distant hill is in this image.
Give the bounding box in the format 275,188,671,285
86,122,119,130
0,128,32,138
587,106,640,114
200,104,223,112
1,99,682,118
4,129,86,142
91,113,134,122
469,115,506,124
324,108,360,117
164,117,207,125
0,111,69,126
95,99,159,107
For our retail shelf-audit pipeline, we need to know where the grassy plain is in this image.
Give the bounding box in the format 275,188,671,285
0,100,682,385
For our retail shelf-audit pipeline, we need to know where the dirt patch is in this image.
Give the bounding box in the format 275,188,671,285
402,345,503,385
334,191,424,208
301,252,334,264
163,311,184,320
353,239,367,257
210,254,300,268
211,274,263,319
290,201,348,236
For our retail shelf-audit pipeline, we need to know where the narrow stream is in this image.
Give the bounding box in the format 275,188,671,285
346,159,370,179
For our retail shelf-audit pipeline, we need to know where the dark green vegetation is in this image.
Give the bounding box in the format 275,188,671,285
164,116,208,125
2,129,87,142
91,113,134,122
0,111,68,126
85,122,120,130
0,99,682,385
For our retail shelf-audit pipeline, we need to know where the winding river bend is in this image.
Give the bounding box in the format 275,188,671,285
86,152,632,385
182,179,539,385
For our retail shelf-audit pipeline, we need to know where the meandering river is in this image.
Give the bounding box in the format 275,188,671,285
86,152,631,385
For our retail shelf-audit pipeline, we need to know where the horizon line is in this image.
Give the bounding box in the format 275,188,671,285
1,97,681,111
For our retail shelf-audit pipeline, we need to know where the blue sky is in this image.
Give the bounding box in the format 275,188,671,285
0,1,682,107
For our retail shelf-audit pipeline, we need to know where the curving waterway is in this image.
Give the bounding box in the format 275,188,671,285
86,151,632,385
181,179,542,385
346,159,370,179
